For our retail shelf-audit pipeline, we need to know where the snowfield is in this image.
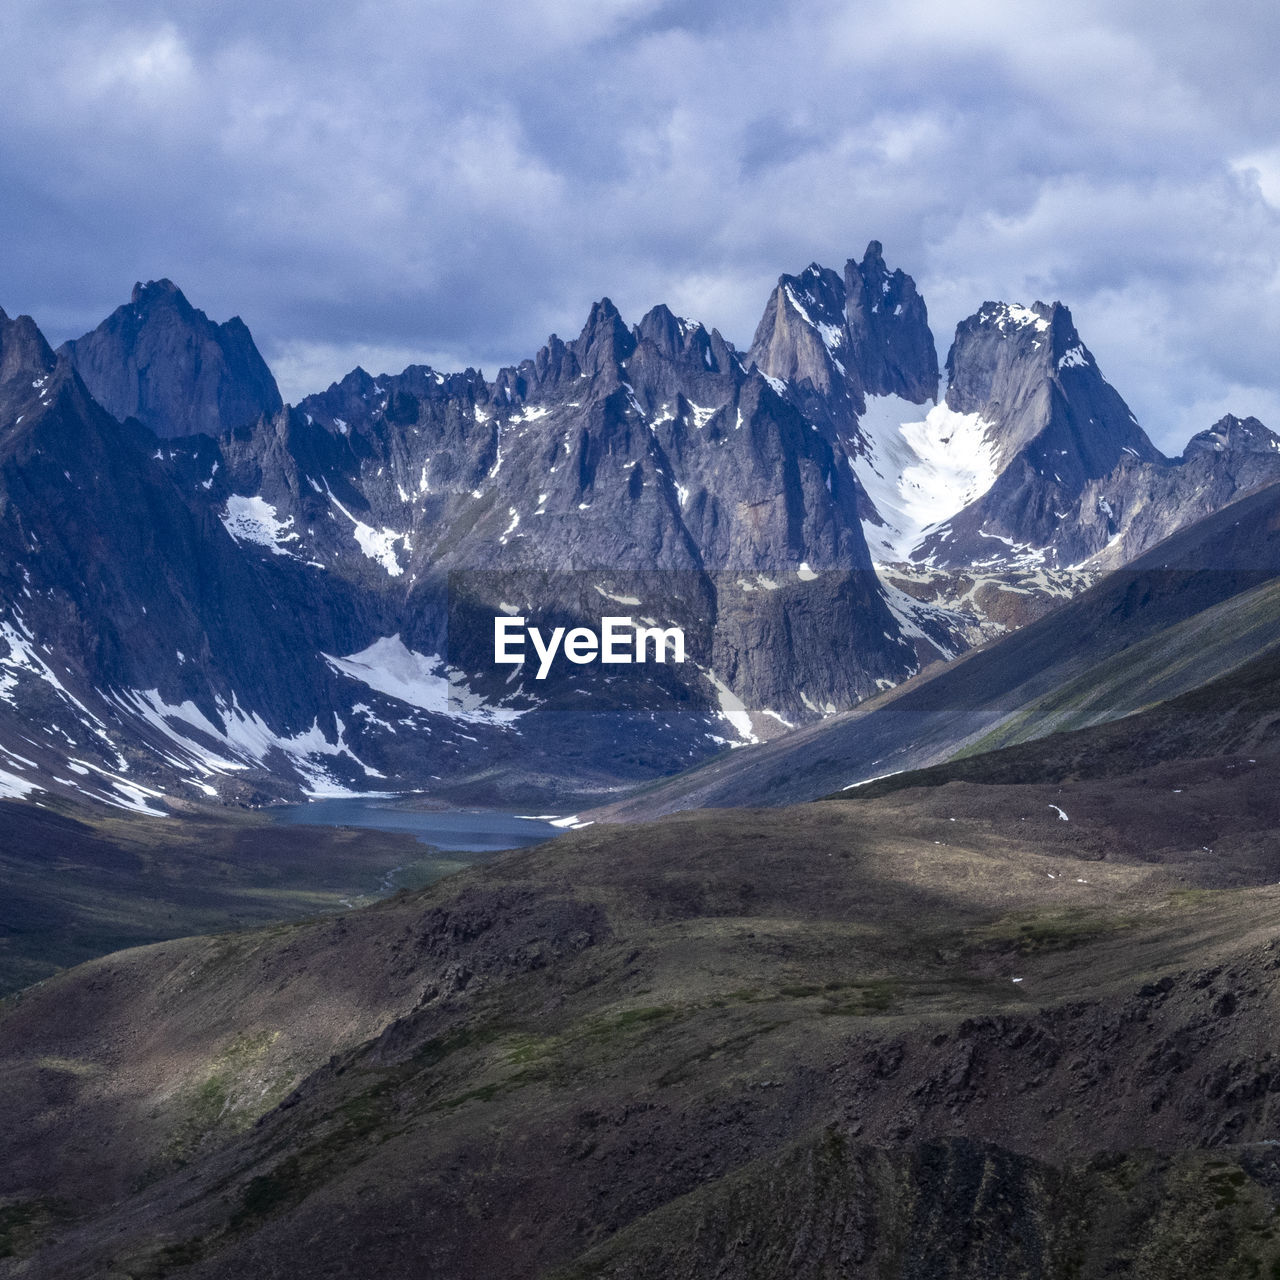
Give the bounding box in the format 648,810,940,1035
851,394,1000,564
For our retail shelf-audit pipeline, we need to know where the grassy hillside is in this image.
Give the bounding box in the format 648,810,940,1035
839,637,1280,799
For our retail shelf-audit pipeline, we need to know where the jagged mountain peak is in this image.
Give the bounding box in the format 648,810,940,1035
748,243,939,408
528,296,634,393
957,300,1103,378
2,355,140,460
843,244,938,403
574,296,636,362
494,300,633,399
899,297,1166,569
61,282,282,439
634,303,707,355
5,248,1280,814
0,307,56,393
947,300,1063,395
631,305,737,381
748,266,847,400
792,261,846,300
772,264,847,340
973,298,1055,333
130,277,189,307
1183,414,1280,459
946,298,1122,425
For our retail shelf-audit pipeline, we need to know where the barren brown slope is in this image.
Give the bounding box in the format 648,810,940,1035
4,748,1280,1276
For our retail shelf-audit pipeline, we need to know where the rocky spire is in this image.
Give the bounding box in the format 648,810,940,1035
843,241,939,403
0,307,56,389
60,280,282,437
747,245,939,406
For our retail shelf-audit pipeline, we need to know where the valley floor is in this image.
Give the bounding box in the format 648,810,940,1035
0,800,440,996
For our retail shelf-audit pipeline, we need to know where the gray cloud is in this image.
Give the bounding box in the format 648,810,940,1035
2,0,1278,450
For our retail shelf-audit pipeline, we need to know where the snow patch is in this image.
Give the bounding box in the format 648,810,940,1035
878,579,955,659
112,688,381,797
324,635,524,727
221,495,299,556
326,486,410,576
987,303,1049,334
548,814,593,829
703,669,759,745
508,405,550,425
594,585,642,606
0,766,36,800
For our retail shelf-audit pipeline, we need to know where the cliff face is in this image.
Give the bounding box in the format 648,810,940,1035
60,279,282,438
0,284,922,810
912,300,1165,568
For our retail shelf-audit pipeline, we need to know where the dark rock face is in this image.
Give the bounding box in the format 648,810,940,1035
844,240,940,402
276,295,910,725
0,292,920,808
1078,415,1280,570
0,307,57,417
1182,413,1280,462
60,280,282,438
0,347,393,806
944,301,1157,474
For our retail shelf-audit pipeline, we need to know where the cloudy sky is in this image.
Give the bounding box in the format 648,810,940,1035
3,0,1278,451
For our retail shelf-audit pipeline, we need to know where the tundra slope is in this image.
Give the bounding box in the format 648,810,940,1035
4,656,1280,1274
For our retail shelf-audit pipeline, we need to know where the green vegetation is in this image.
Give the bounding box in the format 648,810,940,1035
955,577,1280,759
8,717,1280,1277
230,1081,399,1231
965,907,1139,956
167,1030,288,1160
550,1137,1280,1280
0,1198,65,1260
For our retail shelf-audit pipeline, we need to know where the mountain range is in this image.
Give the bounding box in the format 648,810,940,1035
1,243,1278,812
